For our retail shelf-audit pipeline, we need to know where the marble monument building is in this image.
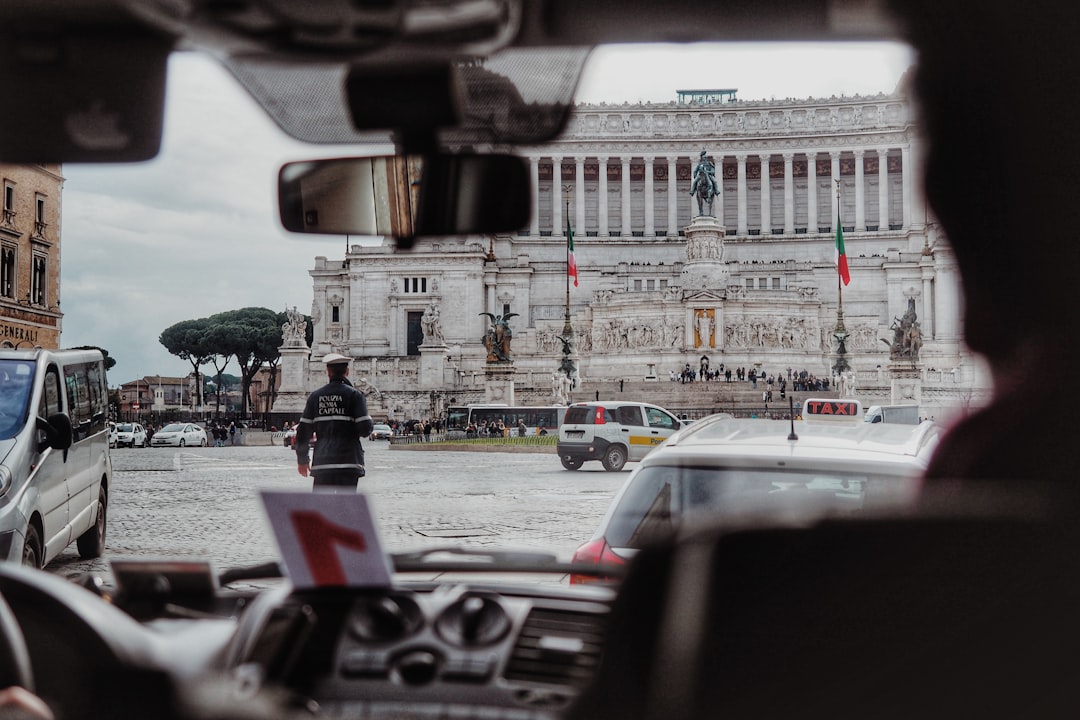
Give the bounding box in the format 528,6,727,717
294,86,988,422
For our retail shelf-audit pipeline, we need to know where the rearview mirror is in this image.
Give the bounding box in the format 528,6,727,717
278,154,530,246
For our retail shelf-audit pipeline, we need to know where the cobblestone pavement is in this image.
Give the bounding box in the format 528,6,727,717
44,442,629,584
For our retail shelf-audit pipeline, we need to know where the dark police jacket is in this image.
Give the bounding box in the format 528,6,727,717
295,377,373,475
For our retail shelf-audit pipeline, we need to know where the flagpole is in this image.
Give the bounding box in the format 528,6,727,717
835,179,843,311
832,178,850,377
565,187,571,317
560,184,576,390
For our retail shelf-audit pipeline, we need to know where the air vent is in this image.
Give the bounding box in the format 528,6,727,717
504,608,606,687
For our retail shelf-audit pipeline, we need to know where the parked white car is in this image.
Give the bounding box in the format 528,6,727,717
115,422,147,448
107,421,118,449
557,401,687,471
150,422,208,447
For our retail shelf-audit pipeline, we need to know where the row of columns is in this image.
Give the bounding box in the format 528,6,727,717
528,148,916,237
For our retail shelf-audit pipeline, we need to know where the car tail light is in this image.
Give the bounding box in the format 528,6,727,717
593,406,606,424
569,537,625,585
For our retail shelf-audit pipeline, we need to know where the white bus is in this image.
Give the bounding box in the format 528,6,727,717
446,404,566,437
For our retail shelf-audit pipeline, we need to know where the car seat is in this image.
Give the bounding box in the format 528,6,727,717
568,483,1080,720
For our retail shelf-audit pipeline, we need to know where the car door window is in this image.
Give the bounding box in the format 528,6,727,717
37,367,62,449
646,408,678,430
606,470,676,548
617,406,645,426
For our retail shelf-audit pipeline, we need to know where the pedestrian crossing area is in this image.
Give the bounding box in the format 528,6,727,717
174,452,294,473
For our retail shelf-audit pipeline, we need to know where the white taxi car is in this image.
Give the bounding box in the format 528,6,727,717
557,401,687,472
150,422,208,448
114,422,147,448
570,399,939,582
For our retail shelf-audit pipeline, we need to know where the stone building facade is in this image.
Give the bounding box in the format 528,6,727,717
298,88,989,423
0,164,64,349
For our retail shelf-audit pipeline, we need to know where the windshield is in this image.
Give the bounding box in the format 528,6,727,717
20,35,983,580
0,359,34,440
2,5,1074,720
604,465,922,549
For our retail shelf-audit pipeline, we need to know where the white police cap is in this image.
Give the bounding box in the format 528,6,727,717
323,353,350,366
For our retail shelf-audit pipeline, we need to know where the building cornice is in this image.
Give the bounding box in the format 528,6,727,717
517,93,911,154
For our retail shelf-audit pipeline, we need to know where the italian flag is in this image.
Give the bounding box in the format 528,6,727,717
835,210,851,285
567,217,579,287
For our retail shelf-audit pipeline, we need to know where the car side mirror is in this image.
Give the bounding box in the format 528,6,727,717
278,153,530,248
37,413,73,453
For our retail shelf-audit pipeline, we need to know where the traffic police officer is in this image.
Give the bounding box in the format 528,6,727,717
295,352,373,491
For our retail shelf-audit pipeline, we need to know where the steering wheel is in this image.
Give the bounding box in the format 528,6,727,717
0,590,34,691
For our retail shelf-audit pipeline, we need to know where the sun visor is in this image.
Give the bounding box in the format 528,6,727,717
0,30,173,163
223,46,587,149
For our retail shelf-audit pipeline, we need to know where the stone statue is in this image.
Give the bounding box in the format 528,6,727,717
837,369,858,397
282,305,308,347
480,312,518,362
689,149,720,216
905,322,923,358
552,373,566,403
885,297,922,361
695,309,715,348
421,302,445,345
552,372,572,404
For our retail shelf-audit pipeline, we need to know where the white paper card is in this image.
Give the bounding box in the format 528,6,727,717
260,491,393,589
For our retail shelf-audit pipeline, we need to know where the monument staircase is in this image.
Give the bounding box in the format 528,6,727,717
557,377,839,420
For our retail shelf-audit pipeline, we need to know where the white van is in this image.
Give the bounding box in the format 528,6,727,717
557,401,685,471
0,348,111,567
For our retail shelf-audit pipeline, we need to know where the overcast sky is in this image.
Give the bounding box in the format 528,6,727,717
58,41,913,386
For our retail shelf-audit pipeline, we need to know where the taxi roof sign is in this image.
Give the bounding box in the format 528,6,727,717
802,398,863,420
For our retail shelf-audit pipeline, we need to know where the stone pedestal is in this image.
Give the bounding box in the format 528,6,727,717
418,343,448,389
681,215,729,290
888,362,923,407
484,362,516,405
271,345,310,413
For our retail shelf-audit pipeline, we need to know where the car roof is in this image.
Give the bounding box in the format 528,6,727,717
567,401,670,410
0,1,900,158
648,415,940,470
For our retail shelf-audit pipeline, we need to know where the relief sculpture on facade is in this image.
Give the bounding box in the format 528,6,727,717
724,317,821,351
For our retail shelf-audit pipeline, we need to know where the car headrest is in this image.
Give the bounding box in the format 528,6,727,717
570,496,1080,720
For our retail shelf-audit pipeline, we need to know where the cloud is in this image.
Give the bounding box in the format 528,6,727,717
61,53,349,384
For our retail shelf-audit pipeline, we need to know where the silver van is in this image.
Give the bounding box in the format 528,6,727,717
0,348,111,567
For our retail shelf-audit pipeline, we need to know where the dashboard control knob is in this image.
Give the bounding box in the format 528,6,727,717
349,595,422,642
436,594,511,646
396,650,439,685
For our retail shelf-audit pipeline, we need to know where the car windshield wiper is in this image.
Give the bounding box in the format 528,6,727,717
391,546,559,568
217,548,623,586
